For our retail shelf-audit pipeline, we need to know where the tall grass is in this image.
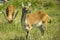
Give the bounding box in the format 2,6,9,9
0,0,60,40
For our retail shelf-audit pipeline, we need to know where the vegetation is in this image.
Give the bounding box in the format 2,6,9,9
0,0,60,40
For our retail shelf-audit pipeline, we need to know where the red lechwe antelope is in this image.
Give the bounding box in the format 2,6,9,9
21,3,51,40
2,4,19,23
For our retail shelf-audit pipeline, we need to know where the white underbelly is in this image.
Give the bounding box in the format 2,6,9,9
36,21,43,26
25,20,43,30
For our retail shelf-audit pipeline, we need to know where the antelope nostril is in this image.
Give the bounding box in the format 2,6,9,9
8,20,13,23
7,18,13,23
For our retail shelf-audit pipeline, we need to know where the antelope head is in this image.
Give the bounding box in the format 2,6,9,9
22,2,31,14
2,4,19,23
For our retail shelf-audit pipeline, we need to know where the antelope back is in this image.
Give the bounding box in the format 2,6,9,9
25,11,50,26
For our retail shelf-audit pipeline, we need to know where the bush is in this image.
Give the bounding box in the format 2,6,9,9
43,1,56,9
0,0,56,11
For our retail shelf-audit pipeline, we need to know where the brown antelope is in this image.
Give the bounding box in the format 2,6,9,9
2,4,19,23
21,3,51,40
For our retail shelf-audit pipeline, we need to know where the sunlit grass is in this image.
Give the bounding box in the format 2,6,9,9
0,8,60,40
0,1,60,39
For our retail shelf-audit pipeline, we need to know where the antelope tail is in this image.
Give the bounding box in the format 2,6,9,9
48,15,52,23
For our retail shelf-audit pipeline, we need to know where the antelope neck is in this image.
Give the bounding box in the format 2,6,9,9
21,10,27,26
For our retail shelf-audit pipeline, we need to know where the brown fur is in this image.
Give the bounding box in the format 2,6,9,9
6,4,15,22
21,3,51,39
25,11,49,30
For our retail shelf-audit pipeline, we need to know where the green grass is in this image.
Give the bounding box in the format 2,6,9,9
0,2,60,40
0,8,60,40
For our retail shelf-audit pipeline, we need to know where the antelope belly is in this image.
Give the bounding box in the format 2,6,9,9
36,21,42,26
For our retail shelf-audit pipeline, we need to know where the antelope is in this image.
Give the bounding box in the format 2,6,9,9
2,4,19,23
21,3,51,40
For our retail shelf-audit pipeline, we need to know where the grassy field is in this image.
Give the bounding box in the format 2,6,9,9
0,0,60,40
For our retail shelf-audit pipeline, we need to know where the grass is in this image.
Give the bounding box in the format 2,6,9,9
0,3,60,40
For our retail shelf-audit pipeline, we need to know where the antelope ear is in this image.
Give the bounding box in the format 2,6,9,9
22,2,24,8
28,2,31,7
